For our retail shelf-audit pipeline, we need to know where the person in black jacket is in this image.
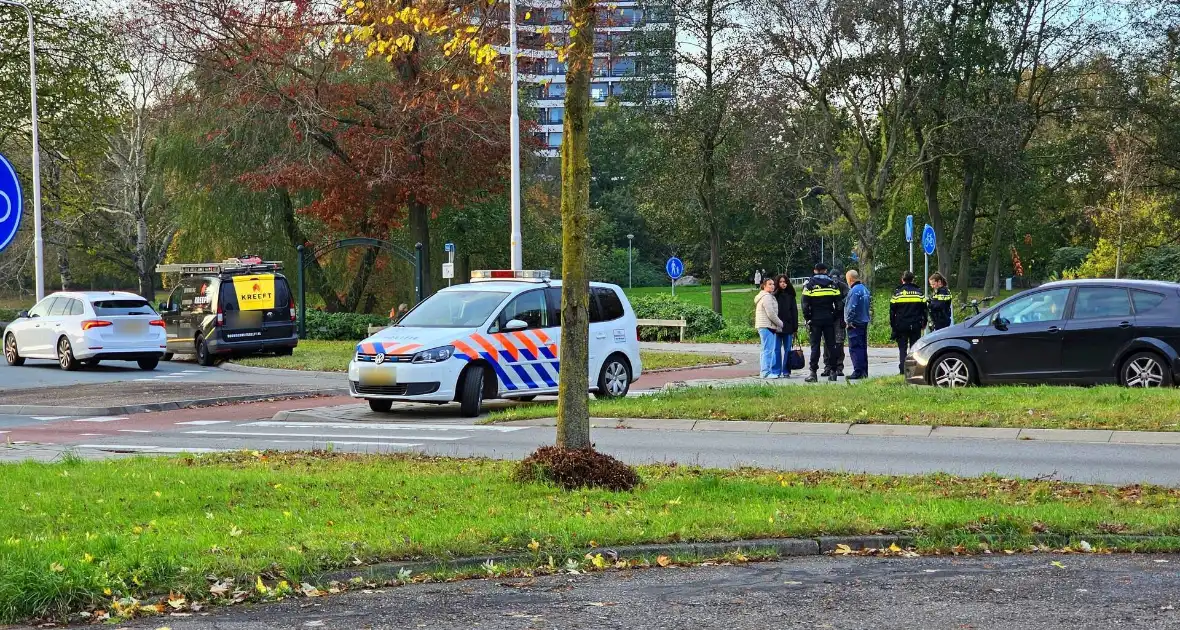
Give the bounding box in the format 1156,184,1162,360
772,274,799,378
927,272,952,331
890,271,928,375
801,263,842,382
828,271,850,377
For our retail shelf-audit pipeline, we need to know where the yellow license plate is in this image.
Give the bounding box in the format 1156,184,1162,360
358,365,397,386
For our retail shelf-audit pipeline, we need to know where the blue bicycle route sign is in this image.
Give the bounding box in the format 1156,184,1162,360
0,152,23,254
922,224,937,256
665,256,684,280
904,215,914,243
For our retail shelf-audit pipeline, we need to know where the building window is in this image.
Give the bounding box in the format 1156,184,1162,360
611,57,636,76
590,82,609,101
547,132,564,148
651,83,673,98
546,82,566,98
593,58,609,76
548,107,564,124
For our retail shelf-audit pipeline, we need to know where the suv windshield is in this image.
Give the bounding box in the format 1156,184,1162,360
397,290,509,328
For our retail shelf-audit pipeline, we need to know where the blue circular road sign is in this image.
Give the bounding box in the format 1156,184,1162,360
904,215,914,243
922,224,937,256
665,256,684,280
0,152,23,254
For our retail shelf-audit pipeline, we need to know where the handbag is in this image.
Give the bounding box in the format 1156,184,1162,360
788,340,806,371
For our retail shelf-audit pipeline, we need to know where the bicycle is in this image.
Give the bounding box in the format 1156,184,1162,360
953,295,995,323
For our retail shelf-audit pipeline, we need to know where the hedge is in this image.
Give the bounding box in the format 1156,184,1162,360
629,294,726,341
303,310,391,341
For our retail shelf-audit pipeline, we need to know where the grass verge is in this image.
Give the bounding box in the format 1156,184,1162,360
233,340,731,373
3,451,1180,621
489,378,1180,432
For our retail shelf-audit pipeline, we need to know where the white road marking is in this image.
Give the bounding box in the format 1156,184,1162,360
154,375,183,378
175,420,232,426
32,416,71,421
0,431,8,434
79,433,106,437
182,370,206,373
244,421,525,432
133,378,156,382
265,440,423,448
73,416,127,423
75,444,230,453
186,430,466,441
117,429,152,433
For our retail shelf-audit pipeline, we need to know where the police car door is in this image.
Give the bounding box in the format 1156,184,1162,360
489,288,556,393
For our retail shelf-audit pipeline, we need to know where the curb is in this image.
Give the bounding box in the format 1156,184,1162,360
311,533,1177,585
645,358,742,374
314,535,897,584
0,389,348,417
494,417,1180,446
219,362,343,380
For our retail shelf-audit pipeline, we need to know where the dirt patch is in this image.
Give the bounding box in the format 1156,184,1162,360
514,446,641,491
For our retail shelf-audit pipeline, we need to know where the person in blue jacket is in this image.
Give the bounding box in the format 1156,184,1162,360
843,269,871,380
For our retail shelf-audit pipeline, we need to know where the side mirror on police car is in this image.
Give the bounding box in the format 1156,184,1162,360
505,319,529,332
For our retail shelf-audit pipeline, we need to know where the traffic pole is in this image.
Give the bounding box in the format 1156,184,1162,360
507,0,522,271
923,253,929,300
909,241,913,274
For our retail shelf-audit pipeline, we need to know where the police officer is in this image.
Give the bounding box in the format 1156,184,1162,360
801,262,842,382
890,271,928,375
927,272,952,331
828,269,850,377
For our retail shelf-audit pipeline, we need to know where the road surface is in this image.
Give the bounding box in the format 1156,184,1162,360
114,553,1180,630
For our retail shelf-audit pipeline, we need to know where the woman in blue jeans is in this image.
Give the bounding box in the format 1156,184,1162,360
754,278,784,378
772,275,799,378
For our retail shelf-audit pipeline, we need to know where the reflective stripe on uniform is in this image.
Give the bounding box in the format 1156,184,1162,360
931,294,953,301
891,292,925,304
803,287,841,297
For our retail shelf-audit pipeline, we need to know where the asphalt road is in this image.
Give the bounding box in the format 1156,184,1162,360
4,403,1179,485
114,554,1180,630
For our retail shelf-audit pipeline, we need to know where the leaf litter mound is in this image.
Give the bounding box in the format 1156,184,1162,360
514,446,641,492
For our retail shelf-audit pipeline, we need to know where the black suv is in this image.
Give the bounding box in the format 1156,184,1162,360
906,279,1180,388
157,262,297,366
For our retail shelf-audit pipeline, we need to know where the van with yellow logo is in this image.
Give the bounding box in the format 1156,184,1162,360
156,258,297,366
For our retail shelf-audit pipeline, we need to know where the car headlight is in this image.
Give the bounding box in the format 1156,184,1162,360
910,337,929,355
411,345,455,364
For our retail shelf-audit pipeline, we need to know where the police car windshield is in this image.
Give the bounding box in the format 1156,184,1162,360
397,290,510,328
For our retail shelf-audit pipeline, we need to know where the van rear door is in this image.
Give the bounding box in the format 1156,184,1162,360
217,274,295,342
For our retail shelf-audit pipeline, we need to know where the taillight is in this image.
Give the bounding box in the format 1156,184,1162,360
215,304,225,327
149,319,166,328
636,326,640,341
81,320,113,331
289,296,296,322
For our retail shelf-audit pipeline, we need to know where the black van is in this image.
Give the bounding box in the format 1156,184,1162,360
157,260,298,366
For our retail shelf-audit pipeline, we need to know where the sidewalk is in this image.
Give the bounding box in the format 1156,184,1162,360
494,416,1180,446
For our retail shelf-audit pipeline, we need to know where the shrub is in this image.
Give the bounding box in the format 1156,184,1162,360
514,446,641,491
695,323,758,343
629,294,725,341
0,308,19,324
304,311,391,341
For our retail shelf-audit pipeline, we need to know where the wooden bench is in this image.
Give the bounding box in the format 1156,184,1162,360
636,318,688,342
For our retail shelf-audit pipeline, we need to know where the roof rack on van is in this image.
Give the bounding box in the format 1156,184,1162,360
155,257,284,277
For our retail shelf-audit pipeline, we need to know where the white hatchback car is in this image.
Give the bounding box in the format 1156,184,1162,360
3,291,168,371
349,271,642,416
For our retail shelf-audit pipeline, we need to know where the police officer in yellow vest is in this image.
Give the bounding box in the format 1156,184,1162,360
889,271,928,375
927,272,952,331
801,262,843,382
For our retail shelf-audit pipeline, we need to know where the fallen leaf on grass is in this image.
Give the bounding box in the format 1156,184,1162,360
834,544,854,556
656,555,671,567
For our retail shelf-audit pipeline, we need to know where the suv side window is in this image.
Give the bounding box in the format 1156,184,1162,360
491,289,549,332
594,287,625,321
48,297,71,317
546,287,564,325
547,287,607,324
1132,290,1166,314
28,297,54,318
1071,287,1131,320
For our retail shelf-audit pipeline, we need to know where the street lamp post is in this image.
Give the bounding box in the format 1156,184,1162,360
0,0,45,300
508,0,523,270
626,234,634,288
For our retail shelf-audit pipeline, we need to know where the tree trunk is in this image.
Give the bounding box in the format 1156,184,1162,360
921,161,953,278
954,178,982,300
555,0,595,450
409,197,432,297
982,198,1010,297
57,246,72,292
343,247,379,312
709,221,722,315
947,167,977,286
276,190,343,312
136,212,155,300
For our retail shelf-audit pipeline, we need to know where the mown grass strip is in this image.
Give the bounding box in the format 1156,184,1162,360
489,378,1180,432
2,451,1179,621
233,340,730,373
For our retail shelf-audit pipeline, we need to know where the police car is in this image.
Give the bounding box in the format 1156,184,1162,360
348,270,642,416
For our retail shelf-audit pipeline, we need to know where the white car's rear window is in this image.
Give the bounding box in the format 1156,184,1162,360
92,299,153,316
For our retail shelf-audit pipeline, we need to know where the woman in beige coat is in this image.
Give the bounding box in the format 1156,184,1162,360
754,277,784,378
